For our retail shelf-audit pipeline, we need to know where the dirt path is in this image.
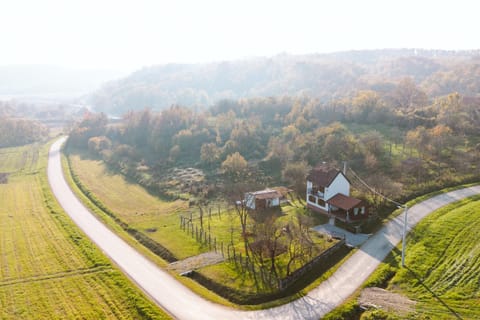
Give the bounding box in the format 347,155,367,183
168,252,224,274
359,287,416,315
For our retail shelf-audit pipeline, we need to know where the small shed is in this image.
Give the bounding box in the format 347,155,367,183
244,189,283,210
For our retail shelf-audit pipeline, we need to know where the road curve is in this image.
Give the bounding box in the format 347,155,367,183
48,137,480,320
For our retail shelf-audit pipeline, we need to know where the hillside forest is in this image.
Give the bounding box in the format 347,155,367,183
68,86,480,217
90,49,480,116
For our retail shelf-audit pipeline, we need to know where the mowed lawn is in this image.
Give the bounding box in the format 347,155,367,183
390,196,480,319
0,143,169,319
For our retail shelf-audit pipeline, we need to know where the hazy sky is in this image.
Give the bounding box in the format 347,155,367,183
1,0,478,72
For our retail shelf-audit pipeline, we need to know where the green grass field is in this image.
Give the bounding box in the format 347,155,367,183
392,196,480,319
0,143,170,319
326,195,480,320
67,154,202,259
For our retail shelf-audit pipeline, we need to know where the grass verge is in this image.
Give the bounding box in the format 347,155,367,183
324,193,480,319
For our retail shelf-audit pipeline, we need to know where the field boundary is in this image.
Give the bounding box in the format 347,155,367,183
0,266,111,287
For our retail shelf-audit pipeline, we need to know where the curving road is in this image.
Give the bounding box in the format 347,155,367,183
48,137,480,319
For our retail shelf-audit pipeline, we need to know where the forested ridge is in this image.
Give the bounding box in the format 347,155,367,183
90,49,480,116
69,88,480,215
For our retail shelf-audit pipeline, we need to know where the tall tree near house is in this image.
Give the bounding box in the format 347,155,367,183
221,152,248,181
250,216,283,287
285,214,315,276
282,161,311,196
363,174,404,208
224,181,256,263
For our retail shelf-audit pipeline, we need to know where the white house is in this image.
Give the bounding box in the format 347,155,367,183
306,164,368,223
245,189,282,210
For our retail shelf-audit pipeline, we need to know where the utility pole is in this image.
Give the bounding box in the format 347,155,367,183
401,205,408,267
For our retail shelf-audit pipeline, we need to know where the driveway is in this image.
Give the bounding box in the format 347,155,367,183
48,137,480,319
312,224,370,247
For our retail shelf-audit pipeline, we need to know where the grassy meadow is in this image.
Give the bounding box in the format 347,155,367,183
392,196,480,319
67,153,200,259
0,142,170,319
326,195,480,320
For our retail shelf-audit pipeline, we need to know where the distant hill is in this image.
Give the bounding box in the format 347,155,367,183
89,49,480,115
0,65,126,98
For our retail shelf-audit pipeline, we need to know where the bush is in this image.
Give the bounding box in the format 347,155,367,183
361,309,399,320
323,301,362,320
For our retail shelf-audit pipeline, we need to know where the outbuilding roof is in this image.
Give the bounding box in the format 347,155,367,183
327,193,363,211
248,189,283,200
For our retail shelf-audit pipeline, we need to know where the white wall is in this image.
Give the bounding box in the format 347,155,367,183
325,173,350,200
245,193,255,209
270,198,280,207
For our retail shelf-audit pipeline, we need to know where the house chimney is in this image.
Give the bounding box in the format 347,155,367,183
343,161,347,175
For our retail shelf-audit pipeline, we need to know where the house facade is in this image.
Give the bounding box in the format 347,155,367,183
245,189,282,210
306,164,368,223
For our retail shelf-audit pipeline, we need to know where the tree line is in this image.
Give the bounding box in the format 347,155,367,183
67,85,480,211
0,116,49,148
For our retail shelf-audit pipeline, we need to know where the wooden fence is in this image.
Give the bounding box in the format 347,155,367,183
278,238,346,290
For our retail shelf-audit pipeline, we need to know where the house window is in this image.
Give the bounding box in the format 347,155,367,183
354,207,359,216
308,195,315,203
317,199,325,207
361,206,365,215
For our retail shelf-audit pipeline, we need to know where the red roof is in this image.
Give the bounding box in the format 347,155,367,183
307,164,343,187
327,193,363,211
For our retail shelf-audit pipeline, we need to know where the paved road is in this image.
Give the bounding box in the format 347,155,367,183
48,137,480,319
